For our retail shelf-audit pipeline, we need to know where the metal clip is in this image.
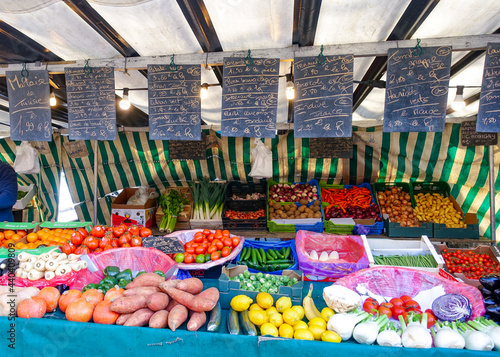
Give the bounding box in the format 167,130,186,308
168,54,177,72
316,45,326,64
21,63,29,78
244,49,253,66
412,38,423,56
83,59,92,76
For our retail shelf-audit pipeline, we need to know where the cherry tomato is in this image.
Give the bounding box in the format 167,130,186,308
210,251,221,261
221,246,231,257
363,300,379,314
213,239,224,250
390,298,404,307
231,237,240,247
400,295,413,303
404,300,420,310
425,312,436,328
207,245,217,254
194,232,205,243
223,237,233,248
214,230,223,240
391,306,406,319
378,306,392,318
222,230,230,237
185,247,195,254
202,229,211,236
184,254,194,264
207,234,215,242
195,246,206,255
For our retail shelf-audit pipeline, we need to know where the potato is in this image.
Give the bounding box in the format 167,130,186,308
124,308,155,327
294,210,301,217
313,200,321,206
281,213,288,219
273,203,281,210
284,204,290,211
312,205,320,212
299,199,308,205
275,209,284,215
149,310,169,329
298,205,306,212
300,213,307,218
147,292,170,311
269,207,274,213
313,212,322,218
308,212,314,218
289,205,297,212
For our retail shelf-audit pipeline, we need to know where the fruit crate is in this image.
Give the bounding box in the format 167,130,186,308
222,199,267,230
319,182,383,235
267,179,324,233
372,182,433,238
225,181,266,201
411,181,479,239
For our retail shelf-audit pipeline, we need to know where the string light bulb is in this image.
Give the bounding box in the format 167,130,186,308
451,85,465,111
285,73,294,100
200,83,209,99
49,91,56,106
119,88,131,110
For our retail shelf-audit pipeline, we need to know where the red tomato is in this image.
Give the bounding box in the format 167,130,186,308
99,237,111,249
86,237,99,250
391,306,406,319
207,234,215,242
390,298,404,307
213,239,224,250
130,236,142,247
223,237,233,248
380,302,393,309
222,230,230,237
139,227,152,238
70,232,84,246
110,239,119,248
210,251,220,261
121,232,132,243
90,225,105,238
185,247,195,254
400,295,413,303
128,225,140,236
93,248,103,253
363,300,379,314
231,237,240,247
184,254,194,264
112,226,125,238
122,243,131,248
214,230,223,240
221,246,231,257
194,232,205,243
77,227,89,238
103,244,113,251
75,245,90,255
404,300,420,310
62,242,75,255
118,236,128,247
378,306,392,318
202,229,211,236
195,246,206,255
207,245,217,254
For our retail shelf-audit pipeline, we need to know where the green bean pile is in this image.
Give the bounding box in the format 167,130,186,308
373,254,437,268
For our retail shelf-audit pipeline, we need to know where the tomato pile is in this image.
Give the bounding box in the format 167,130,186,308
174,229,241,264
224,209,265,220
61,224,151,255
363,295,436,328
441,249,500,279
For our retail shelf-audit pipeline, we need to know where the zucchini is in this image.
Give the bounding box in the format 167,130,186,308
259,248,267,264
283,247,291,259
207,302,221,332
239,310,257,336
227,308,240,335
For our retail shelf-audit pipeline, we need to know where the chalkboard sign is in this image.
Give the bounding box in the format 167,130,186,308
6,70,51,141
461,120,498,146
169,132,206,160
294,55,353,138
309,137,353,158
383,46,452,133
142,236,185,254
65,67,117,141
221,57,279,138
477,43,500,133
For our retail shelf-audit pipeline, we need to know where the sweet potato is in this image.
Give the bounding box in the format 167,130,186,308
176,278,203,294
126,273,165,289
110,295,148,314
159,279,180,291
124,308,155,327
149,310,169,329
165,299,180,312
187,311,206,331
196,287,220,304
116,313,133,326
123,286,161,297
168,304,188,331
147,292,169,311
163,287,217,312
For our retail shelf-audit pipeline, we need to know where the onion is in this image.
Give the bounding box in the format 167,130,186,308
432,294,472,322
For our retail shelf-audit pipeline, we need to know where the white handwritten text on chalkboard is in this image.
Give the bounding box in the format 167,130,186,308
477,43,500,133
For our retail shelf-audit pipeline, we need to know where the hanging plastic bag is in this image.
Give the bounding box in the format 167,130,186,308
13,141,40,174
248,138,272,179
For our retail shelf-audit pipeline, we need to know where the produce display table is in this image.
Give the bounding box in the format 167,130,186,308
1,280,497,357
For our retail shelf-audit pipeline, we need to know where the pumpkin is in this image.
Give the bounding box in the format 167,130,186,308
81,289,104,307
58,290,82,313
66,297,94,322
93,300,120,324
17,296,46,318
104,286,124,301
37,287,61,312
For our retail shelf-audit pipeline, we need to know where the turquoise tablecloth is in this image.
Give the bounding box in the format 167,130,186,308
0,280,496,357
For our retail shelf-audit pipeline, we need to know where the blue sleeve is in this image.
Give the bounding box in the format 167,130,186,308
0,168,18,209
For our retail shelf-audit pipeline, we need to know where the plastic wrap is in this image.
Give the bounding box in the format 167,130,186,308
167,229,244,270
295,230,369,281
0,270,78,288
334,266,485,319
69,247,176,290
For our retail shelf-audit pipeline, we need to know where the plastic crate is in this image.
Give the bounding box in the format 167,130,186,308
319,182,383,235
222,199,267,230
372,182,433,238
225,181,266,201
267,180,324,233
235,239,298,275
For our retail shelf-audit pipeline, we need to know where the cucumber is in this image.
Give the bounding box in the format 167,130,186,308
266,250,274,261
251,249,257,265
240,247,248,261
244,247,252,261
239,310,257,336
207,302,221,332
227,308,240,335
265,259,293,264
268,249,278,259
259,248,267,264
283,247,291,259
254,248,262,264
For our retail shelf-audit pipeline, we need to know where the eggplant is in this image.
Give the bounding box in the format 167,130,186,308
484,297,497,306
479,274,500,291
479,285,495,298
486,304,500,320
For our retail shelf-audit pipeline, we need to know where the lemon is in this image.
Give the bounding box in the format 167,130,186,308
248,310,268,326
293,321,308,331
308,317,327,330
260,322,279,337
230,295,253,312
291,305,305,320
308,325,326,341
256,292,274,309
269,312,283,327
249,303,264,312
294,329,314,340
276,296,292,313
321,330,342,343
282,308,300,326
266,306,279,316
279,323,294,338
321,307,334,322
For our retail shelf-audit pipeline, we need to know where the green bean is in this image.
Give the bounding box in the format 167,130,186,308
373,254,437,268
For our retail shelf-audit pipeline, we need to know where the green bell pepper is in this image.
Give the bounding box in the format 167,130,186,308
116,269,133,281
153,270,165,279
82,283,99,293
117,279,131,289
103,266,120,278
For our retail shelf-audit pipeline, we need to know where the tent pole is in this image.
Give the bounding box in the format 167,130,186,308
93,140,98,225
490,145,496,243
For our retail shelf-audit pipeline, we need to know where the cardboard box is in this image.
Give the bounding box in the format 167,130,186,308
111,188,157,228
218,264,303,308
185,265,223,279
13,184,35,210
362,235,444,273
156,207,191,231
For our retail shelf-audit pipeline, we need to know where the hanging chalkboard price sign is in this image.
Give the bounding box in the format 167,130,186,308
142,236,185,254
147,64,201,141
221,57,279,138
477,43,500,133
65,67,117,141
169,132,206,160
309,137,353,158
6,70,51,141
383,46,452,133
461,120,497,146
294,55,353,138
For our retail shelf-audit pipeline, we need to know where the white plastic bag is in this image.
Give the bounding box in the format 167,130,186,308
13,141,40,174
248,138,272,179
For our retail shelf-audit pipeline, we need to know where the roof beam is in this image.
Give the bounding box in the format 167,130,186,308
293,0,322,46
352,0,439,111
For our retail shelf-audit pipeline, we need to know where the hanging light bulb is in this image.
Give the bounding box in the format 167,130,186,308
49,91,56,106
119,88,131,110
451,85,465,111
200,83,209,99
285,73,294,100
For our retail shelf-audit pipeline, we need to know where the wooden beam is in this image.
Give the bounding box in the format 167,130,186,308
0,34,497,76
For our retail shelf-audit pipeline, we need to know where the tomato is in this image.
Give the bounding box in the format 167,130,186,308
110,239,119,248
86,237,99,250
184,254,195,264
363,300,379,314
90,225,105,238
103,244,113,251
378,306,392,318
213,239,224,250
207,245,217,254
112,226,125,238
130,236,142,247
202,229,211,236
425,312,436,328
214,230,223,240
194,232,205,243
195,246,206,255
62,242,75,255
75,245,90,255
221,246,231,257
231,237,240,247
174,253,185,263
121,232,132,243
380,302,393,309
118,236,129,247
93,248,103,253
185,247,195,254
122,243,131,248
99,237,111,249
139,227,152,238
70,232,84,246
404,300,420,310
222,230,230,237
390,298,404,307
391,306,406,319
210,251,220,261
207,234,215,242
223,237,233,248
77,227,89,238
400,295,413,303
128,225,140,236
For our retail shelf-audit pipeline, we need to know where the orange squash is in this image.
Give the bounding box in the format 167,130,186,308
58,290,82,313
104,286,125,301
93,300,120,324
81,288,104,307
37,287,61,312
17,296,46,318
66,297,94,322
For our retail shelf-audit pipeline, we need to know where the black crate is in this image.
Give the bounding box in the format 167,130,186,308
222,199,267,230
225,182,266,201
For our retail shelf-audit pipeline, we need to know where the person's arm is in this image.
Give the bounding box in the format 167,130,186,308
0,170,18,209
